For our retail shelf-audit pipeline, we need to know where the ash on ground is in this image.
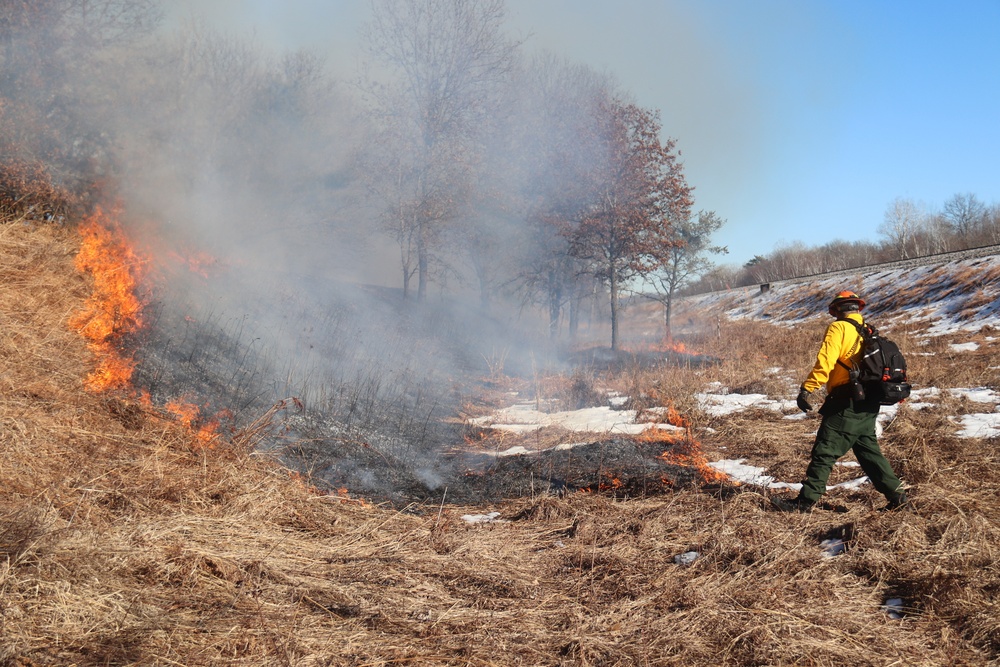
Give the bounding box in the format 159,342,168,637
272,408,706,506
450,437,704,503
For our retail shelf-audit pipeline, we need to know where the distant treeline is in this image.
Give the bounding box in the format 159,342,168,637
685,193,1000,293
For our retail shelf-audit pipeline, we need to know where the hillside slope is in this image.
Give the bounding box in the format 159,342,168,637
2,221,999,665
676,251,1000,334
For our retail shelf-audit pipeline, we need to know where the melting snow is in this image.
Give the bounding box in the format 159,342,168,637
708,458,867,491
709,459,776,487
608,392,630,407
821,538,847,558
883,598,906,620
461,511,503,524
674,551,699,565
954,412,1000,438
949,342,979,352
469,402,686,436
696,392,796,416
949,387,1000,403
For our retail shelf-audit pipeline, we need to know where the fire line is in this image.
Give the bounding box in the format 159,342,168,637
69,206,147,393
69,206,222,449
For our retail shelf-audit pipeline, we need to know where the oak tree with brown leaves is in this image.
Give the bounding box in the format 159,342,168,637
569,99,693,350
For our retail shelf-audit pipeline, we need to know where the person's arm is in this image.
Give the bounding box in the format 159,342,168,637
797,322,848,411
802,323,844,393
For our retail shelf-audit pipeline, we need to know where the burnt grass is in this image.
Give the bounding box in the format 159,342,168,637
268,408,702,506
130,265,727,507
447,437,704,503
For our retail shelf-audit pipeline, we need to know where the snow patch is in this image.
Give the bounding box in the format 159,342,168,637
461,512,503,524
954,412,1000,439
469,403,685,435
696,392,795,416
883,598,906,620
820,538,846,558
949,387,1000,403
709,458,867,491
673,551,699,565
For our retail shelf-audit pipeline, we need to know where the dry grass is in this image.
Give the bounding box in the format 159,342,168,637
2,219,1000,665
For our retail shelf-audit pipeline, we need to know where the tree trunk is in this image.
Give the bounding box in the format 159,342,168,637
568,280,582,340
548,290,561,339
663,285,675,340
609,272,619,351
417,221,429,301
547,268,562,339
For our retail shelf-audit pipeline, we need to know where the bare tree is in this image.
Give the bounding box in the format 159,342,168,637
361,0,520,300
986,204,1000,244
942,192,988,239
646,210,726,338
878,197,926,260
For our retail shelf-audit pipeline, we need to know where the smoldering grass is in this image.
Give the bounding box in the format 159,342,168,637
135,287,465,497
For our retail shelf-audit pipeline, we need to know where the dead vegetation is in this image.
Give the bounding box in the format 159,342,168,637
2,219,1000,665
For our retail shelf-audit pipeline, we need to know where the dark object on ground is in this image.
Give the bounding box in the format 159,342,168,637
770,495,815,513
880,492,909,512
450,437,706,503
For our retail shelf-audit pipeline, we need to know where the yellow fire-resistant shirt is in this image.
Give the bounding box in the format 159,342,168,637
802,312,865,394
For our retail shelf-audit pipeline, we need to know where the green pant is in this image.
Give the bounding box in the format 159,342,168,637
799,396,903,503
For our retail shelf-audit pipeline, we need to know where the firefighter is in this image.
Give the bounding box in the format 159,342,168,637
771,291,908,513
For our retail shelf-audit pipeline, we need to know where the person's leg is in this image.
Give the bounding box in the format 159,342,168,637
852,432,904,500
798,419,855,503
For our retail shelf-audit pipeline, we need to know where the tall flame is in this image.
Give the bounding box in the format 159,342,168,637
69,207,147,392
69,206,224,450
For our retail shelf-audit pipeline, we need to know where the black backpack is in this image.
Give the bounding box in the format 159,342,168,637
837,318,911,405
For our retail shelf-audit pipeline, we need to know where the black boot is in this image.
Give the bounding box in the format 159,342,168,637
770,495,815,513
881,492,909,512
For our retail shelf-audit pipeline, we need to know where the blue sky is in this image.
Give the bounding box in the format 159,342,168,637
167,0,1000,267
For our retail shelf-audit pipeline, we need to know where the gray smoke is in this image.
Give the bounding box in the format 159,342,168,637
4,1,656,504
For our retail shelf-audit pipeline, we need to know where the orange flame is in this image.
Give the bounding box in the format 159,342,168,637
164,396,223,449
69,207,147,392
334,487,367,506
599,474,624,491
70,207,224,450
658,443,728,485
623,338,699,356
662,339,691,354
640,417,728,485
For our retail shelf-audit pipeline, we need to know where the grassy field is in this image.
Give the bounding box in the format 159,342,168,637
2,219,999,665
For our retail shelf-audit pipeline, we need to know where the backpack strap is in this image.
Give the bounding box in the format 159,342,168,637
836,317,868,337
835,317,868,370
